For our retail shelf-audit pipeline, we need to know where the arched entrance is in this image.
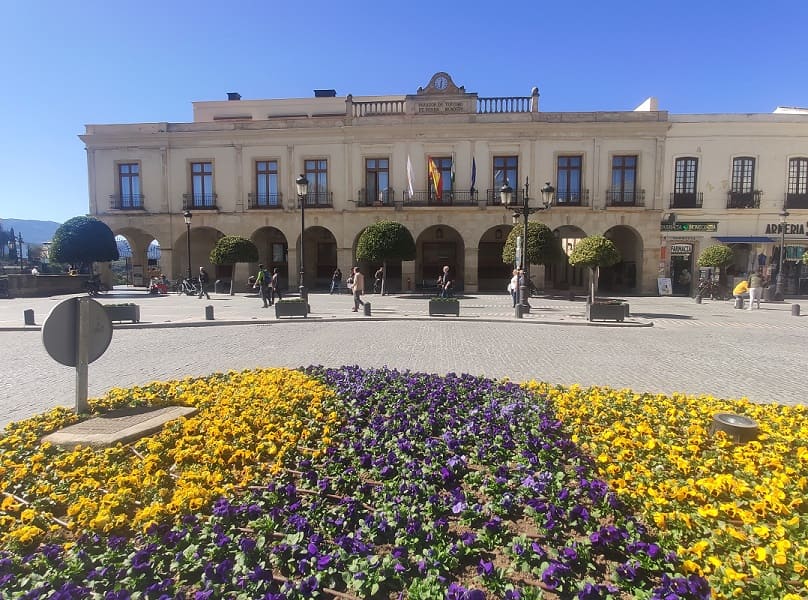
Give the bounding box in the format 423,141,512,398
252,227,289,291
353,224,415,293
600,226,643,294
416,225,465,289
549,226,587,291
477,225,512,291
299,226,337,291
113,227,160,286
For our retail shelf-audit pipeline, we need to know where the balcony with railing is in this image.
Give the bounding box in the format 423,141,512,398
183,193,218,210
669,192,703,209
554,189,590,207
248,192,283,209
606,189,646,207
404,190,479,207
786,192,808,209
109,194,145,210
356,188,396,207
300,192,333,208
726,190,761,209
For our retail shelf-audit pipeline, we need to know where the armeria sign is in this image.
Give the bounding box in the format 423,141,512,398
765,223,806,235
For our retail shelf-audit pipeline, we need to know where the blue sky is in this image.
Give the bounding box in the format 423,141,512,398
1,0,805,224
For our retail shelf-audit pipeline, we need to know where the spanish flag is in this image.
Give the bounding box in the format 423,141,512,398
428,157,442,201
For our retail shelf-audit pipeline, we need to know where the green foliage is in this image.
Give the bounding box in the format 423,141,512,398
49,216,118,268
567,235,621,269
502,222,563,266
209,236,258,265
355,221,416,262
696,244,734,268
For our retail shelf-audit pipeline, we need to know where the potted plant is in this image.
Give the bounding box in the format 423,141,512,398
355,220,416,296
696,244,734,300
567,235,626,321
274,298,308,318
209,236,259,296
103,303,140,323
428,296,460,316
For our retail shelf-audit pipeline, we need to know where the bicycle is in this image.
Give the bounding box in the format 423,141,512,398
174,277,201,296
696,277,729,300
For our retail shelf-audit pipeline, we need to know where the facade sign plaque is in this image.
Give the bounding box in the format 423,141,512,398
670,244,693,255
661,222,718,232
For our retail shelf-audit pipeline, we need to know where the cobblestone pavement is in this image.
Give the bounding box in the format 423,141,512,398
1,290,806,428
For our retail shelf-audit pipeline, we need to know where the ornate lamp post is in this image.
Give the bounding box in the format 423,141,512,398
7,239,14,270
501,178,555,313
774,205,789,300
183,210,192,280
17,233,23,273
296,174,309,299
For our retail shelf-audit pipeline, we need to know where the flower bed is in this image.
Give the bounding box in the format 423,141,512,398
1,368,805,598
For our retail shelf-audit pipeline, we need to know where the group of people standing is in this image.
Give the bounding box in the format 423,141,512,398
253,265,282,307
733,270,766,310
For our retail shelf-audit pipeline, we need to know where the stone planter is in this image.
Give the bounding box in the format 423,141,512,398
586,302,628,322
104,304,140,323
429,299,460,316
275,301,308,318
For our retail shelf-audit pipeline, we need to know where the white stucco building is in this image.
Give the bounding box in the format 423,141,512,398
81,73,808,296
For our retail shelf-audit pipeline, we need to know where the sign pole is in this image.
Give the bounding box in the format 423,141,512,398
75,297,90,414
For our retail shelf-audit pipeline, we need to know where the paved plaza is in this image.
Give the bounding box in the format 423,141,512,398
0,288,806,428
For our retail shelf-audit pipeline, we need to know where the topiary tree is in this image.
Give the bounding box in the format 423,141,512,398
210,236,259,295
501,221,563,268
696,244,734,287
49,216,119,272
568,235,621,302
356,220,415,295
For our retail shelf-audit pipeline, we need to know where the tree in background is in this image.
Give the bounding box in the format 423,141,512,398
567,235,621,302
209,235,259,295
356,220,416,295
49,216,118,272
696,244,734,286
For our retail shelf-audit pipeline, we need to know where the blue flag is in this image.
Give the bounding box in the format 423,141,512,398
470,157,476,194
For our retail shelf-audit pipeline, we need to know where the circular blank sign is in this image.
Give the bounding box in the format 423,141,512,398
42,297,113,367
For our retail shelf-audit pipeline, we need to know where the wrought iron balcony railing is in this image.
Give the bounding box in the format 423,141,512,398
299,191,333,208
404,190,478,206
486,188,525,206
554,189,590,207
726,190,761,209
109,194,145,210
786,192,808,209
248,192,283,209
606,189,646,207
183,193,218,210
669,191,703,209
357,188,395,207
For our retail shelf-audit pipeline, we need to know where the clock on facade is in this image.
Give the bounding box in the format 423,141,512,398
434,75,448,90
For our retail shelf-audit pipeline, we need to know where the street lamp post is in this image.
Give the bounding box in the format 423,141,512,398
774,206,789,300
183,210,192,280
501,178,555,313
17,233,23,273
296,174,309,299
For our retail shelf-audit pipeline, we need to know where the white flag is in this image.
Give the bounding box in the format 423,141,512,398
406,154,415,199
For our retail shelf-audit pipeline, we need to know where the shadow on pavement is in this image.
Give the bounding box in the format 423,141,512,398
631,313,694,320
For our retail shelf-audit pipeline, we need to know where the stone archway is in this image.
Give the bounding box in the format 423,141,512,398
549,226,588,292
477,225,512,291
600,226,643,294
352,224,416,294
416,225,465,290
298,226,337,291
113,227,162,286
252,227,289,291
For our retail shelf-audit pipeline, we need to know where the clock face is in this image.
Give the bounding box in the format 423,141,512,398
434,76,448,90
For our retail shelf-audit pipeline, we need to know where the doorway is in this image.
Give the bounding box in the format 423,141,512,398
670,253,694,296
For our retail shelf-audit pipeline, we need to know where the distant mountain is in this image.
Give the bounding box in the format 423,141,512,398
0,219,61,244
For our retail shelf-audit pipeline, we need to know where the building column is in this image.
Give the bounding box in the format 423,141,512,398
464,247,478,293
401,260,416,292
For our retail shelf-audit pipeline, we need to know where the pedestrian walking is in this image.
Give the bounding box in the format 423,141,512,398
198,266,210,299
253,264,272,307
748,270,764,310
507,269,519,307
270,268,282,303
374,266,384,294
437,265,452,298
330,267,342,294
351,266,365,312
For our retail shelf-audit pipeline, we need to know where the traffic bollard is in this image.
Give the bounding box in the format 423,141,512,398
792,304,800,317
205,305,214,320
24,309,35,326
515,304,523,319
363,302,371,316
